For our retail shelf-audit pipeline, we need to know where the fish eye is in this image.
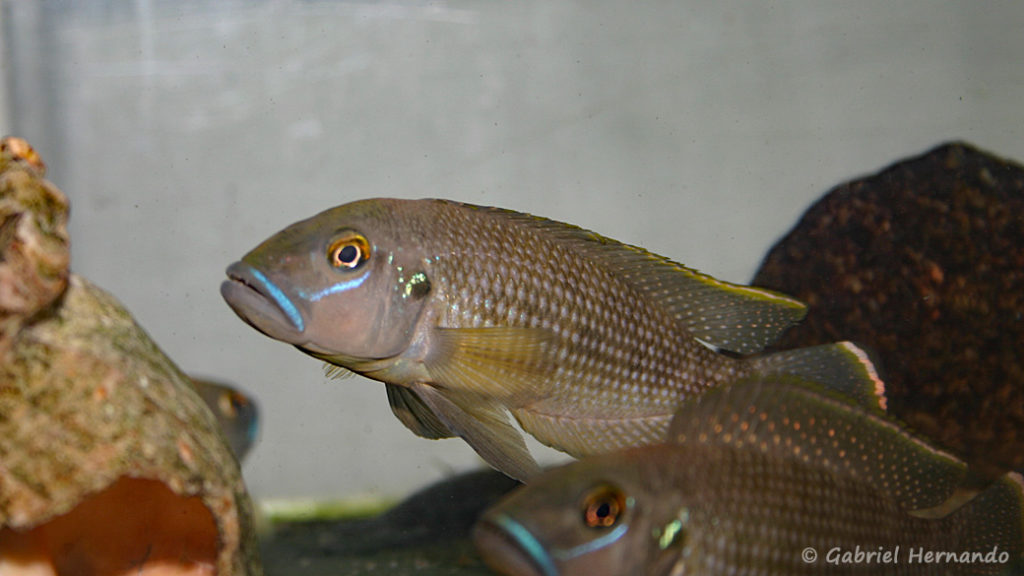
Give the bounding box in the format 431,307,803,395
581,484,627,529
328,233,371,269
217,391,249,419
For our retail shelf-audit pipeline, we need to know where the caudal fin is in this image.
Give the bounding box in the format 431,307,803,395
749,341,887,413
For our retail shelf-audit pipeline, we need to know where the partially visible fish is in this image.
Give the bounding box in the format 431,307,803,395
221,198,882,480
667,375,979,514
191,378,260,463
474,440,1023,576
268,469,519,561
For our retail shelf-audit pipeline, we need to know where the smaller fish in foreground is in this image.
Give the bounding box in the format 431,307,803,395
474,377,1024,576
191,377,260,463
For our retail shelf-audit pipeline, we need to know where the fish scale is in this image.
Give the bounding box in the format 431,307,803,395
475,441,1023,576
667,376,971,512
222,198,882,480
426,201,739,412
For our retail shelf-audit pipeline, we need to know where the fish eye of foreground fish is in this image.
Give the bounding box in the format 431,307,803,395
474,470,652,576
221,206,433,360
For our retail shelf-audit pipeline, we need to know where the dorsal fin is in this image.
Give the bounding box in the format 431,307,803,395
455,201,807,355
749,342,887,413
668,375,969,512
925,472,1024,558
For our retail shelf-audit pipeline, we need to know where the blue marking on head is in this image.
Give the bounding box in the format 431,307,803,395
551,522,630,561
303,273,369,302
250,268,305,332
492,514,559,576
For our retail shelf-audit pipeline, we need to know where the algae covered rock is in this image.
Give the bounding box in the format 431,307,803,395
0,137,68,359
753,142,1024,476
0,137,261,575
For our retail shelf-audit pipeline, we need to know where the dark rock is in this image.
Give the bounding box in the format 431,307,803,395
753,142,1024,476
262,469,517,575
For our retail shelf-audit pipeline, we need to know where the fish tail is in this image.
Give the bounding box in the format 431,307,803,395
748,342,887,412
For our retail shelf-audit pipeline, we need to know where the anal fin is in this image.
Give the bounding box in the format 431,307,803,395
513,408,671,458
412,383,541,482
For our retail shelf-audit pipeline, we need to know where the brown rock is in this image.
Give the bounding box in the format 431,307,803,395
0,137,261,575
753,142,1024,476
0,137,69,360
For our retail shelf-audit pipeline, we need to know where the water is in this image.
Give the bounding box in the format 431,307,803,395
4,2,1024,572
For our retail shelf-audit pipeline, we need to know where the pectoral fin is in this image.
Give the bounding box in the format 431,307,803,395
386,384,453,439
412,383,541,482
425,327,555,405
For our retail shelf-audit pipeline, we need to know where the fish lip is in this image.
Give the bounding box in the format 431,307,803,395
473,515,557,576
221,261,308,344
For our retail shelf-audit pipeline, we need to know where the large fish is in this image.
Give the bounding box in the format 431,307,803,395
221,198,881,480
473,395,1024,575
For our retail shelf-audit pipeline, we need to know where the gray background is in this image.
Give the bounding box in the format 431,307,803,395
3,1,1023,502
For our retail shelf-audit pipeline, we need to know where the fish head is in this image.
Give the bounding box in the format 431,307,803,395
473,454,674,576
190,378,260,462
475,447,748,576
221,199,433,362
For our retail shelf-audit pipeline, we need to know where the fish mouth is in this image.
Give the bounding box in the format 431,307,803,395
221,262,308,344
472,515,557,576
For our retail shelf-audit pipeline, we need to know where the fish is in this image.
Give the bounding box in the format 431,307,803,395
190,377,260,462
221,198,882,480
667,375,981,514
473,439,1024,576
269,469,520,560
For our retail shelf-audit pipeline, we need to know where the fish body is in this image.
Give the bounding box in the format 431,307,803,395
221,198,880,480
473,442,1024,576
190,378,260,462
667,375,977,513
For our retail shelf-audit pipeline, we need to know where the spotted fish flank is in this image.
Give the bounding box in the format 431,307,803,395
222,198,881,480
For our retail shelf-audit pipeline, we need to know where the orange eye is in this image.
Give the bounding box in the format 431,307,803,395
217,391,249,419
328,233,370,269
581,484,628,529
